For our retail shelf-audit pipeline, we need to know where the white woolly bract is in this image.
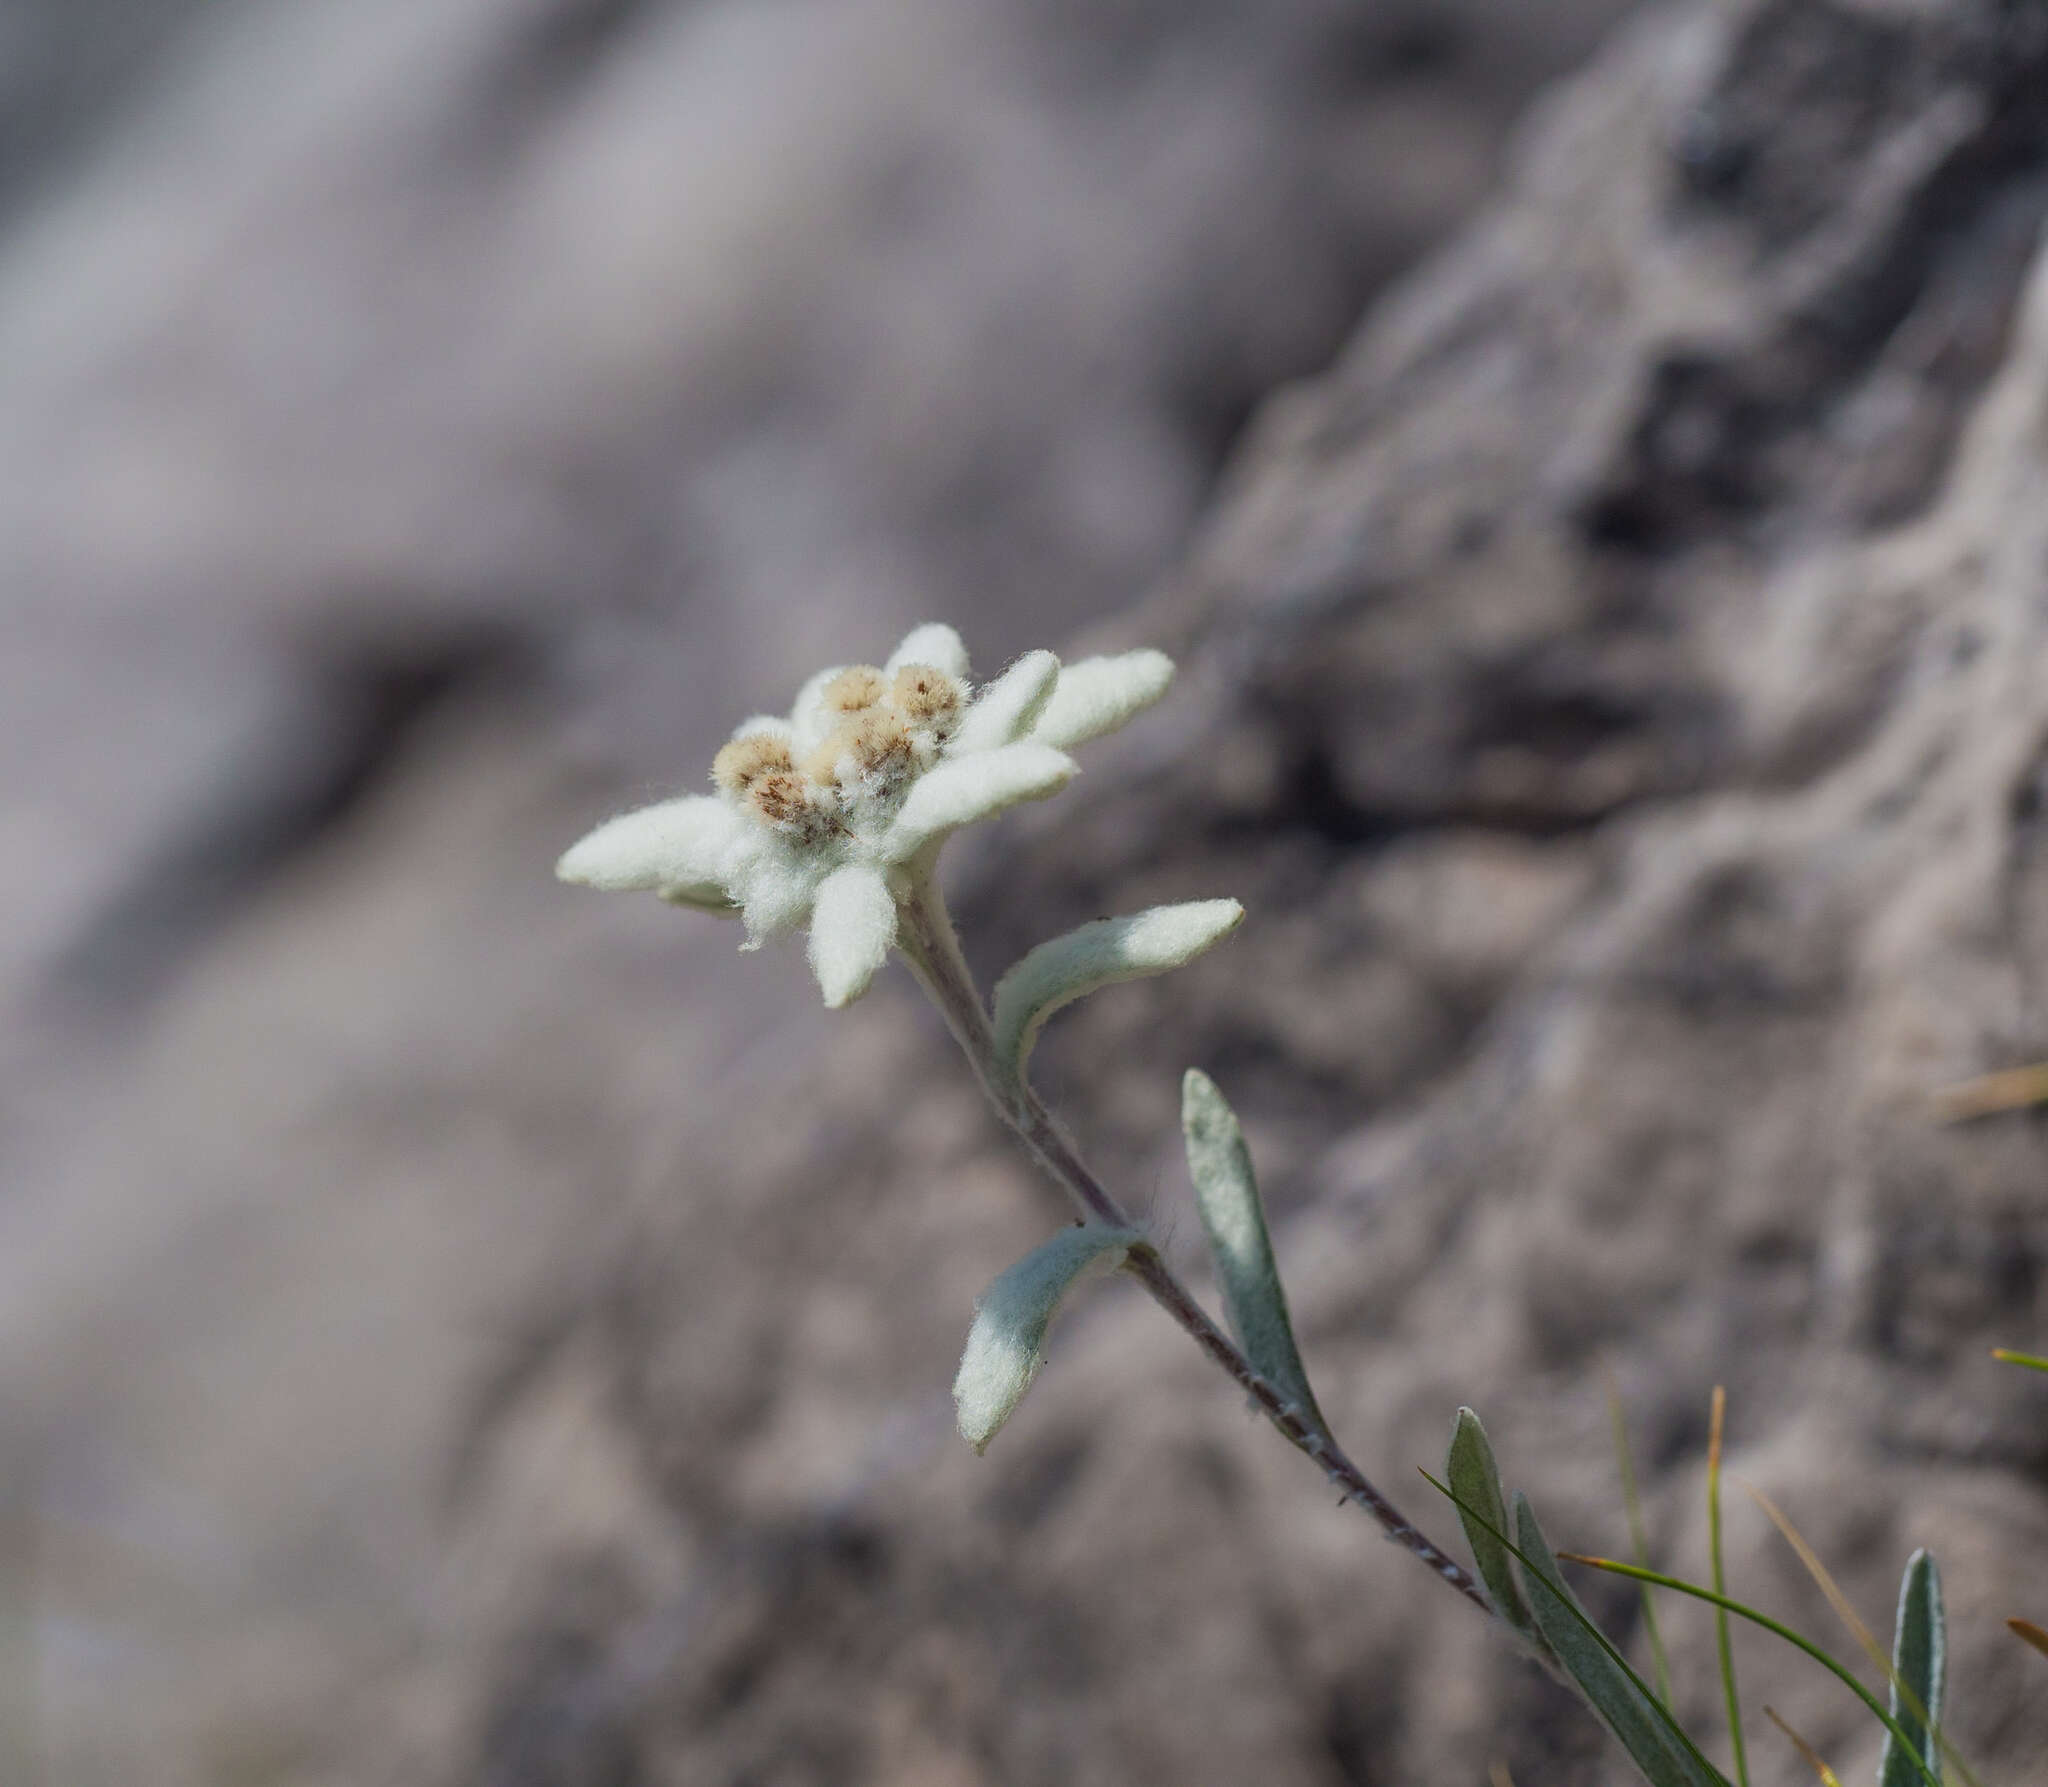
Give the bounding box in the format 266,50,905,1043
725,831,828,944
807,862,898,1008
885,622,971,681
953,1224,1137,1453
949,650,1060,754
880,742,1076,862
555,795,743,896
991,899,1243,1076
1029,649,1175,750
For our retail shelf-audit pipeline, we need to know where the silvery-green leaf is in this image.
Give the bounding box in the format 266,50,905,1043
951,651,1060,754
1448,1408,1539,1641
1878,1550,1945,1787
879,742,1076,862
807,862,898,1008
954,1225,1138,1453
556,796,744,896
1181,1069,1322,1429
1029,650,1174,750
885,622,971,681
991,901,1243,1079
1514,1497,1727,1787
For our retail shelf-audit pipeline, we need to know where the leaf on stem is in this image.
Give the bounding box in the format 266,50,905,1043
953,1225,1138,1454
1181,1068,1322,1429
1513,1496,1730,1787
1877,1551,1945,1787
1447,1409,1540,1642
990,903,1244,1079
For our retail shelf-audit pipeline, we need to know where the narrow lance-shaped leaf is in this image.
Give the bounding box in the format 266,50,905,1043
1181,1069,1322,1430
953,1225,1138,1454
991,901,1244,1080
1448,1409,1539,1642
1877,1551,1944,1787
1514,1496,1730,1787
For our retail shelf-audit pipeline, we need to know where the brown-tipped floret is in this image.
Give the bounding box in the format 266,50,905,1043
821,665,887,714
804,711,915,788
712,732,795,799
890,663,964,728
748,769,819,830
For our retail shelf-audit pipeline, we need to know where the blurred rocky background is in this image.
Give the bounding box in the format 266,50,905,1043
6,0,2048,1782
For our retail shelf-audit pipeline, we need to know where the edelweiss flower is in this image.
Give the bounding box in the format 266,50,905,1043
557,623,1175,1007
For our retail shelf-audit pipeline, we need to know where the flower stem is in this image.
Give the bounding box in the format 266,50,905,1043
895,876,1490,1615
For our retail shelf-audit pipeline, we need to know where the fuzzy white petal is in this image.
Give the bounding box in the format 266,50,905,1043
1029,649,1175,750
725,833,827,945
879,743,1077,863
806,862,898,1008
732,713,794,743
556,796,744,895
950,651,1060,754
991,899,1244,1076
885,622,971,681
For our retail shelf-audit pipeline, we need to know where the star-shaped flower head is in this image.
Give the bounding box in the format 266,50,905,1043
557,623,1175,1007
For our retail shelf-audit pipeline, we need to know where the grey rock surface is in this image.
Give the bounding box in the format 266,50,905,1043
11,0,2048,1782
435,2,2048,1783
0,1,1641,1783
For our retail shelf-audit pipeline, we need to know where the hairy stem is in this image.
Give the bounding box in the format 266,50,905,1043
896,875,1490,1615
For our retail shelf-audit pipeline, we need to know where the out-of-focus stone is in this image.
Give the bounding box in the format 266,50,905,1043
429,1,2048,1781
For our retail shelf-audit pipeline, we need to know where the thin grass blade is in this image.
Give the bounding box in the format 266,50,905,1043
1764,1707,1844,1787
1707,1388,1749,1787
1605,1376,1672,1703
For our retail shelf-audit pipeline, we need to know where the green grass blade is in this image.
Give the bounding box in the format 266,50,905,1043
1555,1555,1944,1787
1707,1388,1749,1787
1992,1348,2048,1373
1606,1376,1672,1704
1448,1410,1539,1642
1877,1551,1944,1787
